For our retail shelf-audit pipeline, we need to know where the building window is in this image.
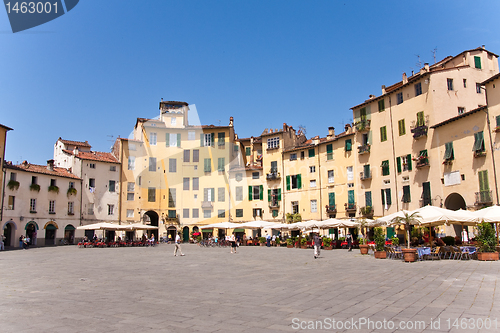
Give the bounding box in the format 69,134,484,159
168,188,176,208
308,148,315,158
89,178,95,190
218,210,225,218
218,132,225,147
252,172,259,179
414,82,422,96
183,209,189,219
148,187,156,202
69,181,75,189
184,150,190,162
127,193,134,201
444,142,454,161
345,139,352,151
169,158,177,172
267,137,279,149
236,186,243,201
286,175,302,190
476,83,482,93
192,209,199,218
253,208,262,218
67,201,74,215
10,172,16,181
473,131,485,153
109,180,116,192
402,185,411,203
292,201,299,214
31,176,37,185
458,107,465,115
203,133,213,147
193,177,199,191
127,182,135,192
110,165,116,171
310,199,317,213
150,132,157,145
447,78,454,91
245,147,251,156
218,187,225,202
88,203,94,215
30,198,36,212
398,119,405,136
310,180,316,188
365,191,372,207
126,209,134,218
463,79,467,88
381,188,392,206
249,185,263,200
188,131,195,140
204,188,215,202
203,210,211,218
380,126,387,142
290,153,297,161
328,170,334,183
183,178,190,191
347,166,353,181
49,200,55,214
397,154,412,172
326,144,333,160
171,117,176,125
378,99,385,112
218,158,225,172
381,160,390,176
397,92,403,105
236,209,243,218
149,157,156,171
204,158,211,172
474,56,482,69
89,163,96,169
166,133,180,147
50,179,57,187
310,166,316,173
128,156,135,170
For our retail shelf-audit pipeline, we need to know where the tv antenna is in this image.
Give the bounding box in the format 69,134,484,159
415,54,422,68
432,48,437,64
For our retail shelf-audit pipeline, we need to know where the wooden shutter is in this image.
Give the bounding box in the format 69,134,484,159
365,191,372,207
286,176,291,191
297,174,302,189
268,189,271,202
277,189,281,201
210,188,215,202
211,133,215,147
407,154,412,171
200,133,204,147
177,134,181,147
259,185,264,200
381,189,385,205
248,186,253,201
348,190,354,204
386,189,392,205
479,170,490,191
326,144,332,154
474,56,482,69
396,157,401,173
309,148,315,158
328,192,335,206
165,133,170,146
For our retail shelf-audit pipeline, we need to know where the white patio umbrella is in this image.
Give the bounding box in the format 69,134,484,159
125,223,159,230
471,205,500,223
414,205,478,227
199,222,241,229
238,221,279,229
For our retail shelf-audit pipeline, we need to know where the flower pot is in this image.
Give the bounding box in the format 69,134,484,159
259,243,265,246
359,244,369,255
477,252,499,261
287,244,293,248
402,248,417,262
374,250,387,259
323,246,333,250
300,245,307,249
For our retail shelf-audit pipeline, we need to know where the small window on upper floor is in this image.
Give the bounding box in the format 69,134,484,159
290,153,297,161
474,56,482,69
447,78,454,91
378,99,385,112
463,79,467,88
458,107,465,115
110,165,116,171
89,163,96,169
397,92,403,105
414,82,422,96
476,83,482,94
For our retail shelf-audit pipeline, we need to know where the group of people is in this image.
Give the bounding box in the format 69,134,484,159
19,235,31,249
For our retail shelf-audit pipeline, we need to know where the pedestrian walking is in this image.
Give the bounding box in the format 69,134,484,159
174,232,185,256
313,233,321,259
346,233,353,251
230,232,237,254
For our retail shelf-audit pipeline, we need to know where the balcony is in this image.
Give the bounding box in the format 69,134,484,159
358,144,371,155
414,156,429,168
474,150,486,158
266,171,281,181
359,171,371,181
475,191,493,206
359,206,373,218
411,125,428,139
269,201,280,208
355,119,371,132
325,205,337,215
201,201,213,209
345,203,356,212
164,215,180,224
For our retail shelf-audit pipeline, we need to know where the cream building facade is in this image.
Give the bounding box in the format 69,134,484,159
0,123,13,226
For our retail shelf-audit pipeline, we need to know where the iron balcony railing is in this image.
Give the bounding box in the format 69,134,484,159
475,191,493,205
325,205,337,214
360,171,371,180
358,144,371,154
355,119,371,132
345,203,356,212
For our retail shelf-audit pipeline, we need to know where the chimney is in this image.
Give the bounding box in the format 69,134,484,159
381,85,386,95
283,123,288,131
73,146,79,155
47,159,54,171
424,63,429,72
327,126,335,139
369,94,375,99
22,160,28,167
229,116,234,127
345,123,351,133
402,72,408,84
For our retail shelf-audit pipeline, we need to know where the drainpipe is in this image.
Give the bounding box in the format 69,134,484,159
482,87,499,205
1,167,6,222
317,145,322,221
388,96,400,213
79,158,83,226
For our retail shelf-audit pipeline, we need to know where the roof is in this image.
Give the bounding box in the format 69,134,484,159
482,72,500,85
5,162,81,180
0,124,13,131
159,101,189,107
430,106,487,129
58,138,91,148
63,149,119,163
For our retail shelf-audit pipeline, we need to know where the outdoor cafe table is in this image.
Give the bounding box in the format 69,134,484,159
460,246,477,255
416,247,431,260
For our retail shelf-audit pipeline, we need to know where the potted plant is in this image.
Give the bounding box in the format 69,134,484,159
373,227,387,259
322,237,333,250
275,237,280,246
286,213,294,223
390,236,399,246
286,238,294,248
30,183,40,192
67,187,77,196
7,179,20,191
476,222,499,261
358,218,370,254
48,185,59,194
259,237,266,246
293,213,302,222
300,237,308,249
392,212,422,262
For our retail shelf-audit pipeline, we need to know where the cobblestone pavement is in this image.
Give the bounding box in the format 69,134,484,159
1,244,499,333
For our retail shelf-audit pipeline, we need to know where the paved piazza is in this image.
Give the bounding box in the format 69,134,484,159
1,244,499,333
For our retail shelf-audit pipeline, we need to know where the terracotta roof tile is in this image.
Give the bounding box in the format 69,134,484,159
63,149,119,163
59,138,91,148
6,163,81,180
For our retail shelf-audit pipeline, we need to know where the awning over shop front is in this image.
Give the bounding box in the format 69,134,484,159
202,229,213,232
234,229,245,232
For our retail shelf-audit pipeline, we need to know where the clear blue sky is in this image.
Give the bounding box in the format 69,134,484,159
1,0,499,165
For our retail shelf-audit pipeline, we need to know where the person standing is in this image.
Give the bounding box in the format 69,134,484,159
313,233,321,259
230,232,237,254
174,232,185,256
0,234,5,251
266,232,271,247
346,233,353,251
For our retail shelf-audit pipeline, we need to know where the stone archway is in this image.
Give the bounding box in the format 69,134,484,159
144,211,159,240
445,193,466,211
25,221,38,246
3,221,17,247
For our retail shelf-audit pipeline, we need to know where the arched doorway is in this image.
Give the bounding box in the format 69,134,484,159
144,211,159,240
167,226,177,242
64,225,76,244
44,221,58,246
445,193,468,238
182,226,189,242
3,220,17,247
25,221,39,246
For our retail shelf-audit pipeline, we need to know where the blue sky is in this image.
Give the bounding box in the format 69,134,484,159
1,0,500,165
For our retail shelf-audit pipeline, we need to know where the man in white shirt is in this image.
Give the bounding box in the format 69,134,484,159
174,232,185,256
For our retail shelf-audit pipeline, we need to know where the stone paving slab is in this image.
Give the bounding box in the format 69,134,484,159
0,245,499,332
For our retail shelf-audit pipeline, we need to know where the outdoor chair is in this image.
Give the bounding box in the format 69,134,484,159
428,247,441,260
392,247,403,260
457,247,470,260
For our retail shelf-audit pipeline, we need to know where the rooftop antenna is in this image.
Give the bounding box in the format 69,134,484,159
415,54,422,68
107,135,115,150
432,47,437,64
217,119,221,126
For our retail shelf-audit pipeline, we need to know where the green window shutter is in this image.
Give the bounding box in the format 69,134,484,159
403,185,411,202
381,189,386,205
473,132,484,151
496,115,500,127
200,133,204,147
386,189,392,205
268,189,271,202
328,192,335,206
259,185,264,200
479,170,490,191
309,148,315,158
381,160,389,176
423,182,431,201
407,154,412,171
211,133,215,147
211,188,215,202
286,176,291,191
245,147,251,156
345,139,352,151
378,99,385,112
396,157,402,173
474,56,482,69
364,164,370,177
277,188,281,201
248,186,253,201
444,142,454,160
297,174,302,189
417,112,425,126
365,191,372,207
203,189,208,202
380,126,387,142
326,144,332,154
234,144,239,152
165,133,170,146
177,134,181,147
368,131,373,145
204,158,211,172
217,157,225,171
348,190,354,204
398,119,405,136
